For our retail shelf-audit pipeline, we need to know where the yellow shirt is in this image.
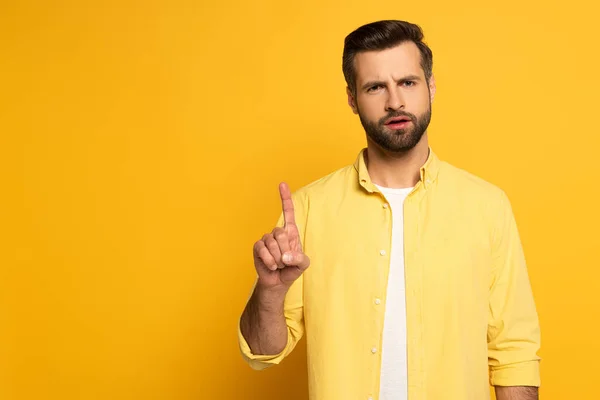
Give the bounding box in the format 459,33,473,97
238,148,541,400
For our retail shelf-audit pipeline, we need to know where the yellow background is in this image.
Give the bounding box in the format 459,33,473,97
1,1,598,399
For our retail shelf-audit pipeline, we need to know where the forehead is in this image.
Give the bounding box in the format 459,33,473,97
353,41,424,84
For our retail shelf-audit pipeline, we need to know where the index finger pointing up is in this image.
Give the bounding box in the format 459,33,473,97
279,182,296,228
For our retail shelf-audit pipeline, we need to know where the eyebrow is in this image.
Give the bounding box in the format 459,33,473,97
361,75,422,91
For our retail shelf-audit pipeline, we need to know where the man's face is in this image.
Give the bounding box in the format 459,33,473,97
347,41,436,153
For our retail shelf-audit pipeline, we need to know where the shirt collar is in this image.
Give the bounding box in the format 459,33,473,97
353,147,440,193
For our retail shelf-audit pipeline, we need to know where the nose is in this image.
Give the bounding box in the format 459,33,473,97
385,87,405,111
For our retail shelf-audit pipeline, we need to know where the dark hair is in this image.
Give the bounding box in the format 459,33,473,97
342,20,433,95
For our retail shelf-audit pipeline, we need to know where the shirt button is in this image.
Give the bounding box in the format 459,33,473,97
382,203,388,209
374,298,381,305
379,249,386,256
371,347,377,354
368,397,373,400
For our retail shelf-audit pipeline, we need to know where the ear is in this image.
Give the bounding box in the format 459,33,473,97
346,87,359,115
428,74,436,103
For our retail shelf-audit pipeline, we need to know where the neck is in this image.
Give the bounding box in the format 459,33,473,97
364,133,430,189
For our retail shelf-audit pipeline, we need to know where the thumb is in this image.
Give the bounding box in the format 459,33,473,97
282,251,310,270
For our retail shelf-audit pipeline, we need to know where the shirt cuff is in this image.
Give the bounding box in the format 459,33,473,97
490,360,541,387
237,320,292,371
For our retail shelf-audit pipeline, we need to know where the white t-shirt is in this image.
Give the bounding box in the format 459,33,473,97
375,184,413,400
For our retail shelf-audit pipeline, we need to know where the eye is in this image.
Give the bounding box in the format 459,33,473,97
402,80,416,87
367,84,384,93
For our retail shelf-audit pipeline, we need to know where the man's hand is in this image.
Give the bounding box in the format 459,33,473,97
240,182,310,356
253,182,310,290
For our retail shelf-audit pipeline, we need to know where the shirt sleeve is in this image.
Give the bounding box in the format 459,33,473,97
237,190,307,370
488,190,541,387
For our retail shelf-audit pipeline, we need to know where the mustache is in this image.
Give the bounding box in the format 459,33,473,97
379,111,417,125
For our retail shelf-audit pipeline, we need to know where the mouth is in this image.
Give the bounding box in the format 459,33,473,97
384,116,412,129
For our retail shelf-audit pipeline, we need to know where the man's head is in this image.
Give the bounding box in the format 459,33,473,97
342,20,436,153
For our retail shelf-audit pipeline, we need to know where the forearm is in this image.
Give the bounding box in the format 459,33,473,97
495,386,538,400
240,286,289,355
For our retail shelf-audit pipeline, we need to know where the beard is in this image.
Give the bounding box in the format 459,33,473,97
358,102,432,153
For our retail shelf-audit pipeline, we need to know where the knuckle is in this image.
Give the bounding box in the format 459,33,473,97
274,231,287,241
258,247,269,258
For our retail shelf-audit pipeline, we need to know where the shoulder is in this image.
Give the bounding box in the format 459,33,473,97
291,163,356,201
438,159,507,202
284,163,355,234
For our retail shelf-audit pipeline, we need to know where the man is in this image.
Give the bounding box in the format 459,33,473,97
238,20,541,400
